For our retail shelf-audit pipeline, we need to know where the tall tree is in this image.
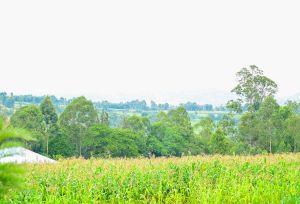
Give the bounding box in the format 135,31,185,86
231,65,278,112
40,96,58,155
239,110,264,154
256,96,279,153
59,97,98,156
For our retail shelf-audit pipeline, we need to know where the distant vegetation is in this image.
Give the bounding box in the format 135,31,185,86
0,92,223,126
0,65,299,158
0,92,217,114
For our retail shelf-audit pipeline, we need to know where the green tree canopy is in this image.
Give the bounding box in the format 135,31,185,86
150,122,184,156
40,96,58,128
231,65,278,112
193,117,215,154
40,96,58,155
10,105,45,133
59,96,98,156
10,105,45,152
122,115,151,136
209,128,230,154
286,115,300,152
256,96,280,153
167,107,193,141
83,124,140,158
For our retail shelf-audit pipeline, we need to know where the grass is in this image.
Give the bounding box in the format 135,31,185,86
2,154,300,203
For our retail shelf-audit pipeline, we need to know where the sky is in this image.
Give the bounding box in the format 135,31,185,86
1,1,300,104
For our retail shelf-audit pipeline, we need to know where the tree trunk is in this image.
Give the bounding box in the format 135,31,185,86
79,126,82,157
269,124,272,154
79,143,82,157
46,135,49,155
269,136,272,153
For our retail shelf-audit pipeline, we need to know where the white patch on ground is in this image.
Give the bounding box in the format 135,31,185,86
0,147,57,164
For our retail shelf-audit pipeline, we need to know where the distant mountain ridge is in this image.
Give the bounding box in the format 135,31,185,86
290,92,300,101
1,89,235,107
278,92,300,104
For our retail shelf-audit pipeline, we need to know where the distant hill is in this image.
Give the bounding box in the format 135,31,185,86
170,90,235,106
290,92,300,101
91,90,235,106
278,92,300,104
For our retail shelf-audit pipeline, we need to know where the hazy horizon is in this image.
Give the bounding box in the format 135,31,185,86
1,1,300,104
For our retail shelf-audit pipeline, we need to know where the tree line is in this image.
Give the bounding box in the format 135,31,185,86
0,92,217,115
2,65,300,158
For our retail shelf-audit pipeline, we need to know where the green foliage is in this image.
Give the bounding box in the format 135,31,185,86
40,96,58,155
1,67,300,159
0,164,24,198
0,117,33,147
83,124,140,158
256,97,280,153
167,107,194,141
193,117,215,153
232,65,278,112
122,115,151,136
10,105,45,152
150,122,184,156
209,128,230,154
0,116,33,198
40,96,58,128
286,115,300,152
59,96,98,156
48,127,73,157
146,107,194,156
226,99,243,113
10,105,45,133
99,110,109,126
217,114,237,140
122,115,151,155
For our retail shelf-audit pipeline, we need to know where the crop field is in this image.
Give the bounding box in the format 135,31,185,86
3,154,300,204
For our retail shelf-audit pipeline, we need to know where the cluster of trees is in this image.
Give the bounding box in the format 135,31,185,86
6,96,198,157
2,66,300,158
226,65,300,153
194,99,300,155
180,102,213,111
95,100,215,111
0,93,69,113
0,92,218,114
95,100,149,110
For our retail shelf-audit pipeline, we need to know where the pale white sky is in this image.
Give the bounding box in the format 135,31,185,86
1,1,299,104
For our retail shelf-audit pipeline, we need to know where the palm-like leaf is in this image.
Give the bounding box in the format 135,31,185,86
0,117,33,198
0,128,33,147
